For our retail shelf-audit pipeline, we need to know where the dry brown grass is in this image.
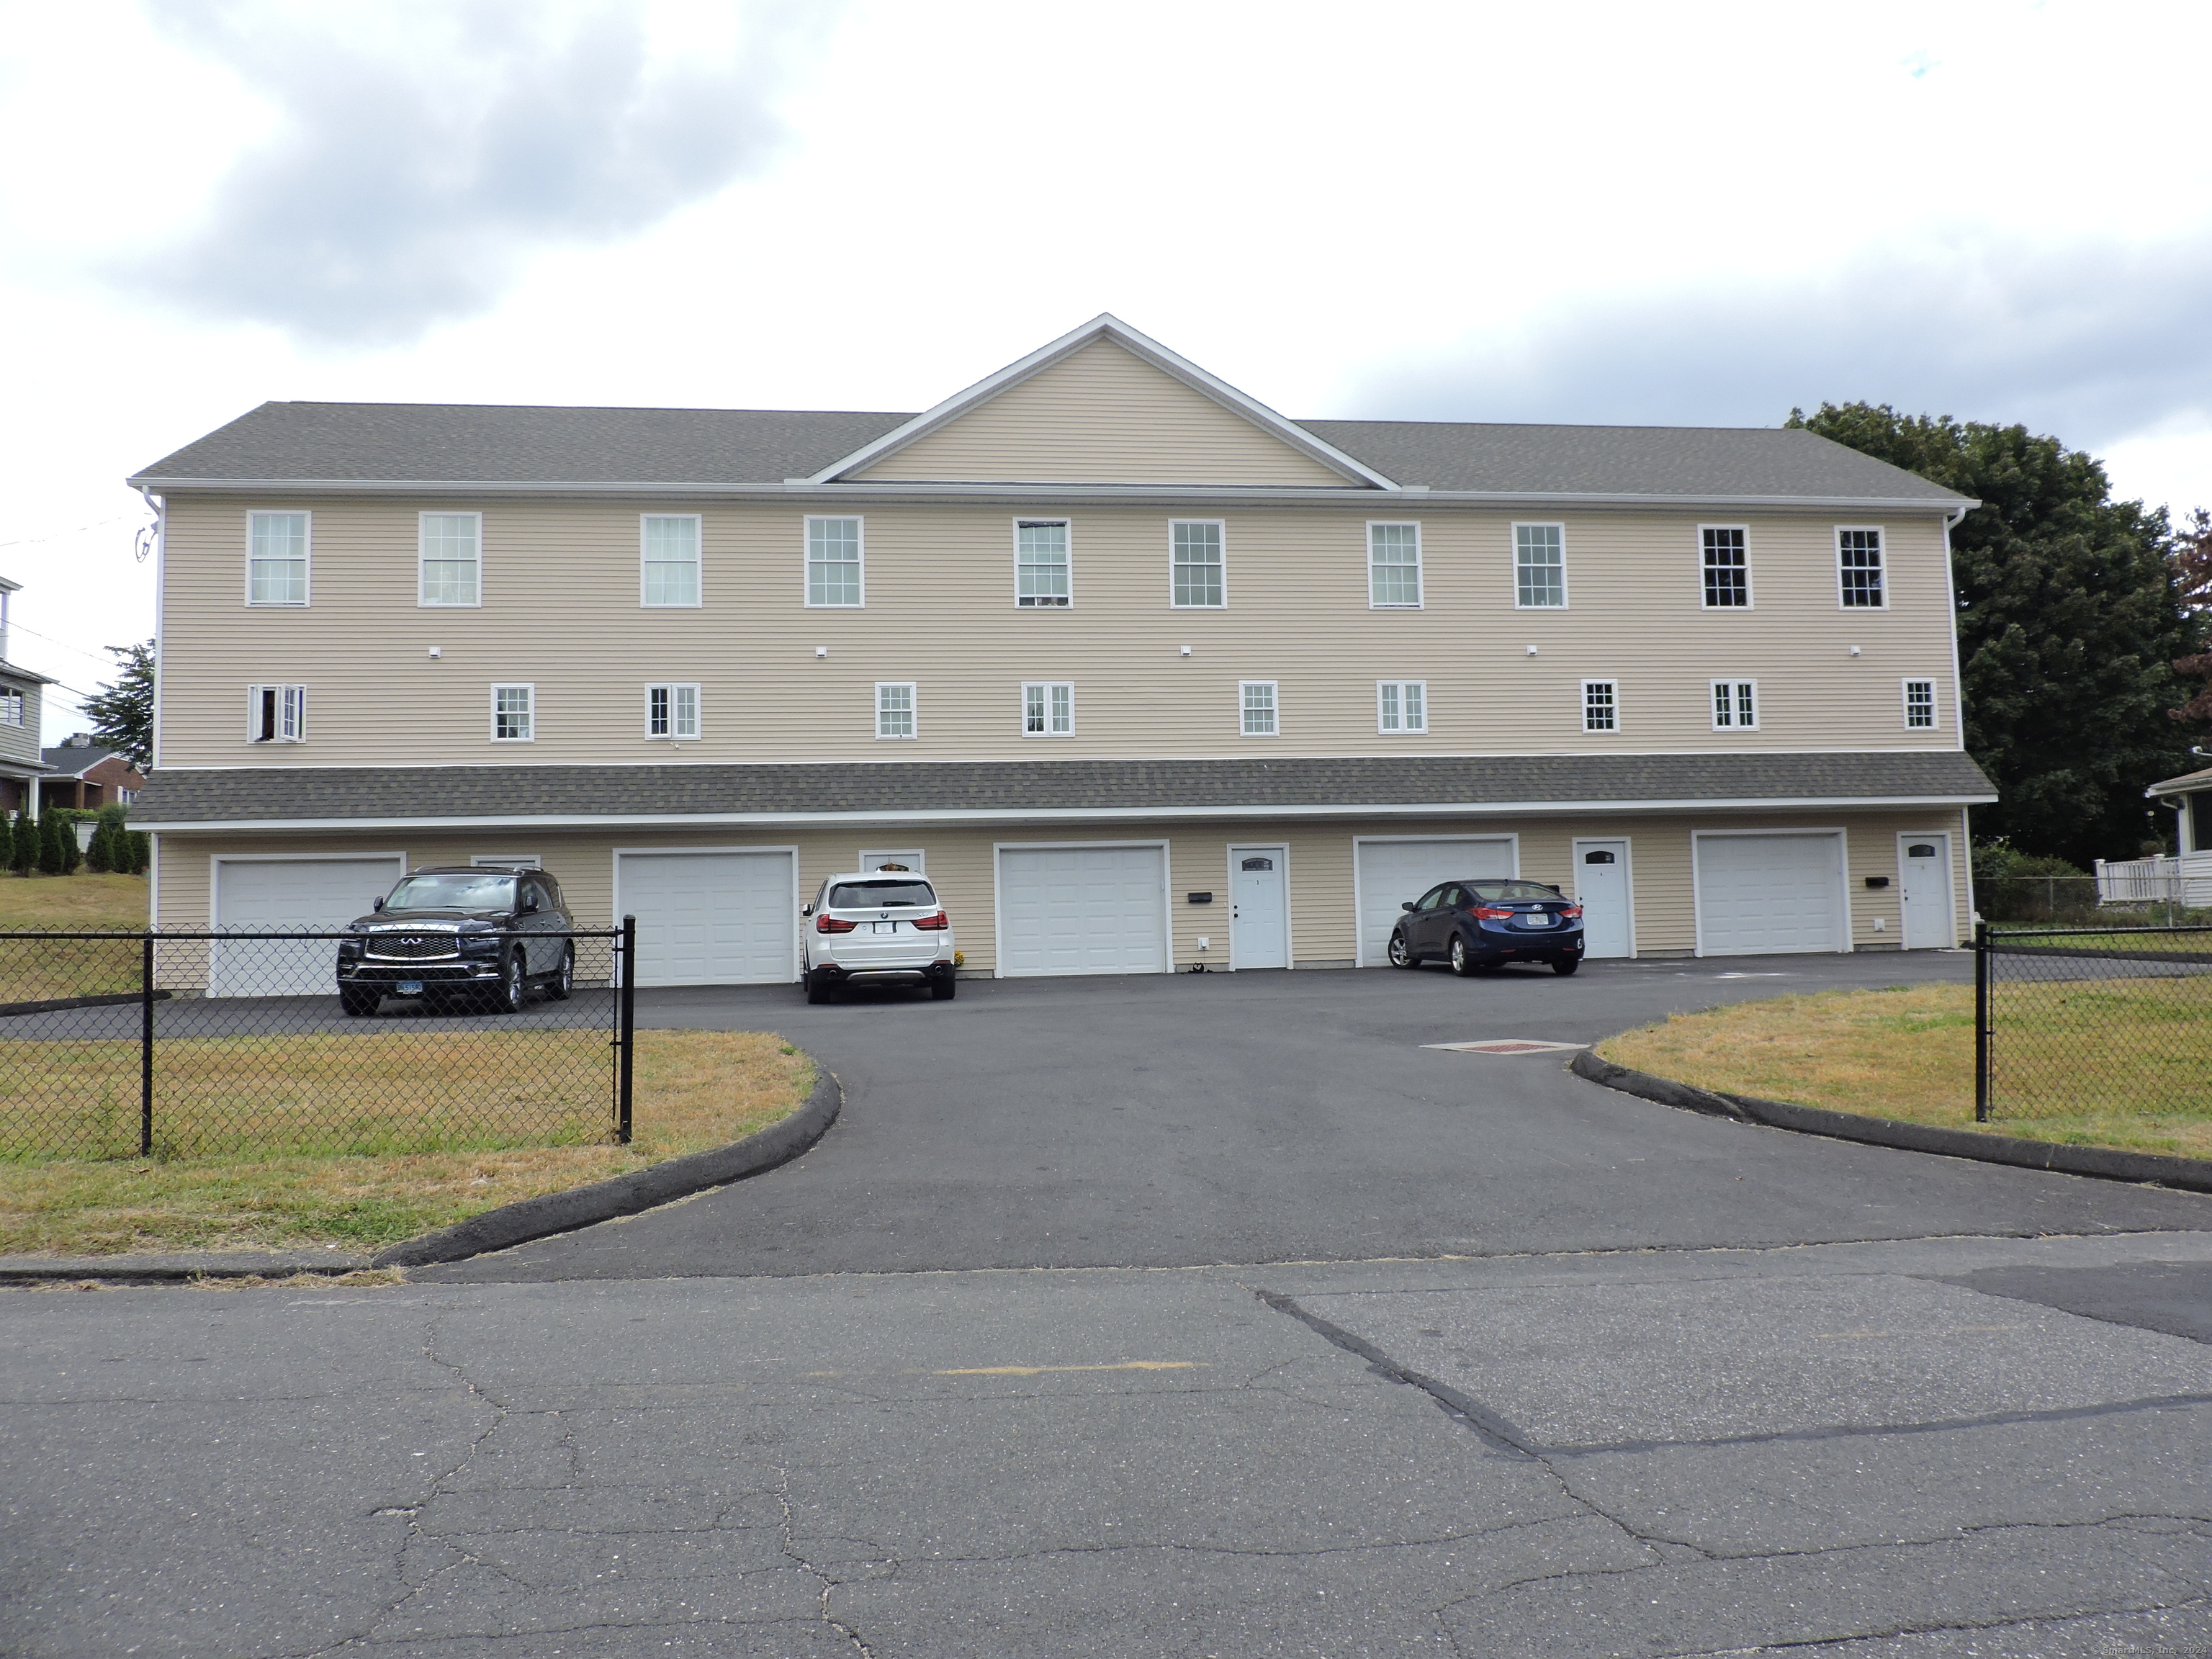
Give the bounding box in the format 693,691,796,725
1599,982,2212,1159
0,1030,811,1256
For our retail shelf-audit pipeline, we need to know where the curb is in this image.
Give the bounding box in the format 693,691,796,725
1568,1049,2212,1195
0,990,173,1019
0,1249,373,1285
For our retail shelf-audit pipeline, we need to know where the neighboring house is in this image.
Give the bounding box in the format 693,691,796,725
2102,763,2212,908
127,315,1993,986
38,734,147,812
2146,763,2212,855
0,576,54,819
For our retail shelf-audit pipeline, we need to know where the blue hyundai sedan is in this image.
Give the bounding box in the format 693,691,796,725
1386,879,1585,976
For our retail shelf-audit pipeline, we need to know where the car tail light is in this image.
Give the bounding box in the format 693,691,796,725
1471,906,1515,920
815,914,858,933
910,909,950,930
1562,906,1583,920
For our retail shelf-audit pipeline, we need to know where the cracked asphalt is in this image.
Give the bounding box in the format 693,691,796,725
7,957,2212,1655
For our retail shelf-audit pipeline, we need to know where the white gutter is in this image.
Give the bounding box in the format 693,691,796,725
132,485,166,772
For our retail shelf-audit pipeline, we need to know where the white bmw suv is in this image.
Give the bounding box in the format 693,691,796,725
801,871,958,1003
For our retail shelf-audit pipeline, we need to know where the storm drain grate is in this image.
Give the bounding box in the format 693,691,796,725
1421,1038,1589,1055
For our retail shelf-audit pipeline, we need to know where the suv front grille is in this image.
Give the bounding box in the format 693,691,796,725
364,933,460,961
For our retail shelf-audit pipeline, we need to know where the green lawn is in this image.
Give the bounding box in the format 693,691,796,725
0,874,149,1003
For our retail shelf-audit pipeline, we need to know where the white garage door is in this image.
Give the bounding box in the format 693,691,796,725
617,851,796,986
211,855,406,997
997,845,1168,977
1354,838,1515,966
1696,833,1847,956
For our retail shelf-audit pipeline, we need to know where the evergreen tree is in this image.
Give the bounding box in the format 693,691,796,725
81,642,155,774
2172,508,2212,729
0,814,12,875
38,813,66,875
8,816,31,875
1787,404,2208,865
84,819,112,873
127,830,151,876
58,817,81,875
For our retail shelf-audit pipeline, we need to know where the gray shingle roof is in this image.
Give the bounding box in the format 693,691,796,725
132,402,1969,505
41,745,129,778
133,751,1996,828
2146,764,2212,796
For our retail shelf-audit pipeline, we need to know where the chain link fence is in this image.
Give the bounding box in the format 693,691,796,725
1974,923,2212,1123
0,925,635,1161
1979,872,2212,927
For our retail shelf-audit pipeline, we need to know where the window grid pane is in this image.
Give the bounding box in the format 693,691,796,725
1905,680,1936,728
878,683,914,739
1737,683,1757,726
1017,522,1071,606
1585,681,1617,732
248,513,308,604
1839,529,1884,606
1241,682,1277,736
1380,683,1401,731
808,518,862,606
649,686,670,736
1172,522,1223,606
642,516,700,606
421,514,480,605
1051,683,1071,734
1024,684,1046,734
1369,523,1421,607
1701,527,1748,607
1516,524,1565,608
1403,681,1424,732
674,685,698,738
495,686,533,741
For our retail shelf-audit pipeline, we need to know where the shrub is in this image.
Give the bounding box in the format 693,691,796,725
127,830,151,876
83,819,112,873
8,815,32,875
37,814,67,876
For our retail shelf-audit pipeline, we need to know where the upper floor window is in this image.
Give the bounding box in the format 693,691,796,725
1241,679,1279,737
1701,526,1749,608
1022,680,1074,737
642,515,701,607
806,516,863,607
1514,523,1567,608
876,681,917,739
1171,521,1225,607
248,683,307,743
1838,527,1885,608
247,511,309,606
1368,523,1421,608
1711,678,1758,730
1016,520,1071,607
646,682,700,740
419,512,482,607
1903,678,1937,729
1377,680,1426,734
491,683,535,742
1583,679,1619,732
0,685,20,727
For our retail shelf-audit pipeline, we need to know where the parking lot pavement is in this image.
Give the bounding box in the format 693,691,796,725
9,1230,2209,1658
423,953,2212,1282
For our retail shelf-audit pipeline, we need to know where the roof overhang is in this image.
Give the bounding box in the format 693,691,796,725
2146,770,2212,799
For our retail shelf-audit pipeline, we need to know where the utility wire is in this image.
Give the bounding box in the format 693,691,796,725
0,513,144,551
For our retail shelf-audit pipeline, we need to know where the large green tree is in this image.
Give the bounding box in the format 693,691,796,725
81,640,154,773
1787,404,2208,866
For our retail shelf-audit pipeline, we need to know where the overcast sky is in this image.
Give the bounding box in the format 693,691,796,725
4,0,2208,739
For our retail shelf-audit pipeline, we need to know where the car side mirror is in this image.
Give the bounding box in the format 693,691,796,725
372,896,385,912
1401,900,1416,912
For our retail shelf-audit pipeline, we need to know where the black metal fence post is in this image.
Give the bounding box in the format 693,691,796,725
1973,920,1990,1123
617,914,637,1145
140,932,156,1156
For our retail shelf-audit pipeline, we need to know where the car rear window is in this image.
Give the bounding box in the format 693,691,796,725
1467,881,1567,903
828,881,938,909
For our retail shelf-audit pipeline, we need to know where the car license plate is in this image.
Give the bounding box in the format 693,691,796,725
397,980,425,995
873,922,895,934
1516,914,1550,928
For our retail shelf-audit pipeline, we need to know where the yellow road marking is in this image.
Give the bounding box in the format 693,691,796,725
933,1361,1205,1377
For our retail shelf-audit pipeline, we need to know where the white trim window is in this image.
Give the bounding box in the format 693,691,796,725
418,512,482,607
1367,523,1421,608
806,516,863,607
1170,520,1225,608
876,681,917,739
1514,523,1568,608
1376,679,1426,734
1022,680,1074,737
1710,678,1758,730
1838,527,1885,608
646,682,701,740
246,511,310,606
1241,680,1279,737
246,683,307,743
0,685,21,727
1903,678,1937,729
491,683,535,742
1701,526,1749,608
641,514,701,608
1583,679,1619,732
1015,519,1071,607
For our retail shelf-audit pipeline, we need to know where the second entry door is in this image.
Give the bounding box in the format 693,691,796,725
1231,847,1288,968
1574,840,1633,958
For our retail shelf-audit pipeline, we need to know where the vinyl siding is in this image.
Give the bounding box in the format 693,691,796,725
0,681,40,767
853,341,1352,485
155,497,1964,769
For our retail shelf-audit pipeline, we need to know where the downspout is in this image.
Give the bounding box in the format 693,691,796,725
1942,501,1977,925
132,485,165,774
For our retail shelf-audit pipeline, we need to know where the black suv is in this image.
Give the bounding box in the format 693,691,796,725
336,866,576,1016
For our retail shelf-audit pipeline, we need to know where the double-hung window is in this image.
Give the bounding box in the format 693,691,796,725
806,517,863,607
646,682,700,740
0,685,20,727
1710,679,1758,730
641,515,701,607
1701,526,1749,608
247,683,307,743
1015,520,1071,606
1583,679,1619,732
1514,523,1567,608
1368,523,1421,608
876,681,917,739
491,683,535,742
419,512,482,606
1903,678,1937,729
1022,681,1074,737
1377,680,1426,734
1241,680,1278,737
247,511,309,606
1838,528,1885,608
1171,521,1224,607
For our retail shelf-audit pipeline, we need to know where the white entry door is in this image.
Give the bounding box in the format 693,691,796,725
1898,833,1954,949
1573,839,1634,958
996,845,1169,976
210,854,407,997
1354,837,1515,966
616,850,796,986
1229,846,1288,969
1695,832,1848,956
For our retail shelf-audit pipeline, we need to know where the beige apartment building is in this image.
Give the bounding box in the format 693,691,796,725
130,315,1992,984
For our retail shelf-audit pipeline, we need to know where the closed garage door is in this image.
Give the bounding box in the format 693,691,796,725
1696,833,1847,956
617,850,796,986
997,845,1168,977
212,855,406,997
1355,838,1515,966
